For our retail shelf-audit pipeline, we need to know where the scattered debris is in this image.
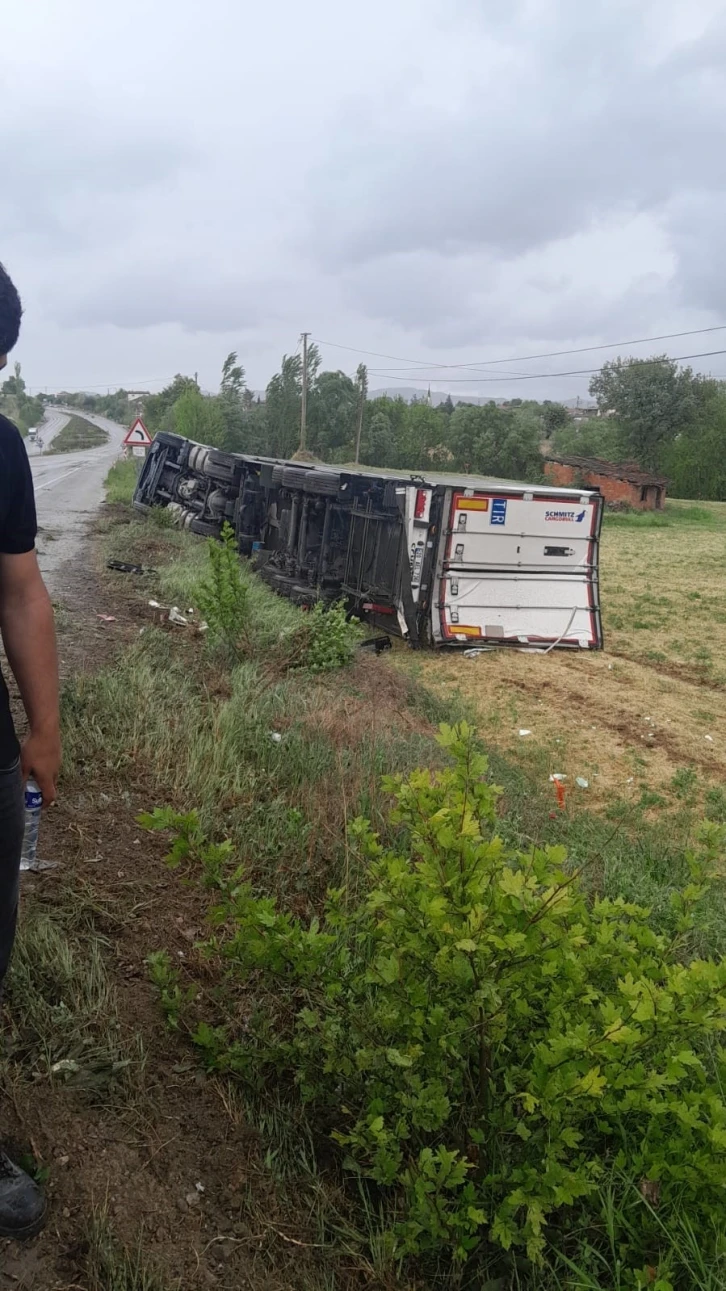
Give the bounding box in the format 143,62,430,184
518,729,532,737
20,858,60,873
549,773,566,782
270,732,282,743
96,613,116,623
358,636,392,654
51,1059,80,1076
148,599,206,631
107,559,156,575
553,780,567,810
705,735,714,743
576,777,589,789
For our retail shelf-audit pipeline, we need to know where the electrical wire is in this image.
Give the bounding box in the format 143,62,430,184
366,347,726,384
313,323,726,375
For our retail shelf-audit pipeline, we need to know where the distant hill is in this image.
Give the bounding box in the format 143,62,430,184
368,388,506,407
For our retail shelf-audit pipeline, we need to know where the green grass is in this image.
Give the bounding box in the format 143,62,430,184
604,502,719,528
4,888,141,1100
105,457,141,504
407,680,726,957
47,414,109,454
87,1216,173,1291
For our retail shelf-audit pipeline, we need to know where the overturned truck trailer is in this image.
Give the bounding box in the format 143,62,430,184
133,433,604,650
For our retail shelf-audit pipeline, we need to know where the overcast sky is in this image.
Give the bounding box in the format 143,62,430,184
3,0,726,401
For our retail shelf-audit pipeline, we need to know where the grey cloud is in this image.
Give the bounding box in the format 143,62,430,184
668,196,726,315
311,6,726,274
0,103,191,247
60,265,288,333
4,0,726,396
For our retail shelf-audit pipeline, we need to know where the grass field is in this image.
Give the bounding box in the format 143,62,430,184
398,499,726,823
47,414,109,454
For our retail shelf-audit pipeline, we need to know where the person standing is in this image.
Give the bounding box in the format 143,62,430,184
0,262,61,1239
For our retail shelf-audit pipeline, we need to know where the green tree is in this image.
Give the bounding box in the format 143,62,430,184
265,354,303,458
589,356,715,469
362,410,392,466
308,369,357,458
145,375,200,435
448,403,542,479
551,416,625,462
265,344,321,458
541,401,569,437
216,352,247,450
391,402,445,469
662,390,726,500
1,361,25,398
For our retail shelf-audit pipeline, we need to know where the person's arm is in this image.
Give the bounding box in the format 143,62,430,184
0,550,60,804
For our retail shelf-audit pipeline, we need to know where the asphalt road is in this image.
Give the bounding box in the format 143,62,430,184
27,411,129,593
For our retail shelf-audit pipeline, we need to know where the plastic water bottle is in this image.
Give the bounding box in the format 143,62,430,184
20,778,43,871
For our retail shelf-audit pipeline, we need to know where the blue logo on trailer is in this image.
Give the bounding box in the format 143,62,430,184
491,498,507,525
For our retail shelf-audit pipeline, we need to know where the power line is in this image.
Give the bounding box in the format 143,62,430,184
314,323,726,376
367,348,726,385
313,337,534,378
26,376,177,393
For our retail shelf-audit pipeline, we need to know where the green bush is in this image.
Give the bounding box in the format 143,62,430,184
278,599,357,674
194,522,250,662
146,725,726,1284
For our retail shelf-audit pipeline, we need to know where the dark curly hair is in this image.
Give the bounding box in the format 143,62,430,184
0,262,22,356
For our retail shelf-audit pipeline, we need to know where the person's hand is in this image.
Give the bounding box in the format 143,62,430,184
21,727,61,806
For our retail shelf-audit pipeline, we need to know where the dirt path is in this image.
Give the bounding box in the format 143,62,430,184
1,535,271,1290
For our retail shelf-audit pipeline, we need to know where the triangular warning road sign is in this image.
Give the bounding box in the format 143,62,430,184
123,417,152,447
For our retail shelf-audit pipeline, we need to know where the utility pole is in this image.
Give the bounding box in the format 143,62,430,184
300,332,310,452
354,362,368,465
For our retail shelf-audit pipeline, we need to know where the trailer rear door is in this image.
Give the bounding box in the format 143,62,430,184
435,489,602,648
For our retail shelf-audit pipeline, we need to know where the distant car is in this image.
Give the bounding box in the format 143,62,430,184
27,427,37,441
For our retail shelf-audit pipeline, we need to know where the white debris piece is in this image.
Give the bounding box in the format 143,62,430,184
51,1059,80,1075
576,777,589,789
518,729,532,737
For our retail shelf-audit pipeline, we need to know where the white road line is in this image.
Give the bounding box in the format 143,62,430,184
33,464,85,493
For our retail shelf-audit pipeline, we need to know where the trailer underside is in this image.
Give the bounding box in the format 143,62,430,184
133,434,603,650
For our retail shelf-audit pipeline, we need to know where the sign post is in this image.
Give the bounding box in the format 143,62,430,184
122,417,153,459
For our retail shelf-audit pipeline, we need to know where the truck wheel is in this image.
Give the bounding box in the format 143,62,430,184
190,517,223,537
203,450,241,484
154,432,185,450
282,466,311,491
188,444,210,474
303,470,340,496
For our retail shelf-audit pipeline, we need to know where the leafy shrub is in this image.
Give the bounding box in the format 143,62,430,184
146,725,726,1284
279,600,357,673
194,522,250,662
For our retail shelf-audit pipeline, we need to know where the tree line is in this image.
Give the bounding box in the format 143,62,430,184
551,355,726,499
53,346,557,482
0,364,44,436
49,348,726,499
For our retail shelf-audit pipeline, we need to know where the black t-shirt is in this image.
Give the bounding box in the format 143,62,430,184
0,415,38,766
